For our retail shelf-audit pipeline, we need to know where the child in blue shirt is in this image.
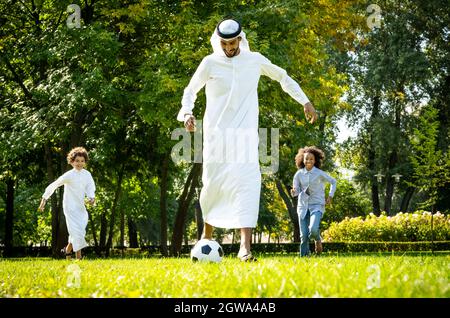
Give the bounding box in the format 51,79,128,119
291,146,336,256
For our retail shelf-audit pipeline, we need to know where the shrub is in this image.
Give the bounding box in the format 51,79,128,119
323,211,450,242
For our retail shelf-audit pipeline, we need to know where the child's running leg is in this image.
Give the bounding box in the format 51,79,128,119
299,210,311,256
309,210,323,254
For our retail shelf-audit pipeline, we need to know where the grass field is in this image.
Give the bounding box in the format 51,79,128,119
1,253,449,298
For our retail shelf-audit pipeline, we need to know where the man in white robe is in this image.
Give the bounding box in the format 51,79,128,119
177,19,317,261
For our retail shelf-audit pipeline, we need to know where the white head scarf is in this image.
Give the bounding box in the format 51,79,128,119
210,19,250,56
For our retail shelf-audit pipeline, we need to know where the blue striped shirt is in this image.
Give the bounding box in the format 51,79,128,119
292,166,337,217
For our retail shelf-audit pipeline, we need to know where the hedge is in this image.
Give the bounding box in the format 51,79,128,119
1,241,449,258
323,211,450,242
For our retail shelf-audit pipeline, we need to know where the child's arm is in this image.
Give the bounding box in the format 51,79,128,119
85,173,96,206
321,171,337,204
291,172,301,197
38,175,67,211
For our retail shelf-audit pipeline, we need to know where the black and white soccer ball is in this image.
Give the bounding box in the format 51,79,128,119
190,239,224,263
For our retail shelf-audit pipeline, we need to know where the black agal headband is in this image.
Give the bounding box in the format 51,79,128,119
216,19,241,39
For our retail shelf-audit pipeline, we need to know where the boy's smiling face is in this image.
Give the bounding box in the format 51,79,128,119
303,152,315,170
71,156,86,171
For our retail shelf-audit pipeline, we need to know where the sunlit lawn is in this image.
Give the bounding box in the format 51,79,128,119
1,253,449,298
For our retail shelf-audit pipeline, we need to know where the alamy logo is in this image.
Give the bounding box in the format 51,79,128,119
366,264,381,290
366,4,382,30
66,264,82,288
171,121,279,174
67,4,81,29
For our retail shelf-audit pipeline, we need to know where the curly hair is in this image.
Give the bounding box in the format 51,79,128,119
67,147,89,164
294,146,325,169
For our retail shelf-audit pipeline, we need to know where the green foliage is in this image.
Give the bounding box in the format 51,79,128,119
409,105,450,208
322,177,371,230
2,0,450,251
259,179,292,242
339,0,447,215
323,211,450,242
11,183,51,246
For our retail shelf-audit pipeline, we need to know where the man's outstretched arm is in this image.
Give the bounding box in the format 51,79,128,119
177,57,210,131
260,54,318,124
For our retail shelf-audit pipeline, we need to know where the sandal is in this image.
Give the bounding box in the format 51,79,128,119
61,247,73,258
239,253,257,262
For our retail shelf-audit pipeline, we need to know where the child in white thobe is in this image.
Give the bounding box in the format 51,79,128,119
39,147,95,260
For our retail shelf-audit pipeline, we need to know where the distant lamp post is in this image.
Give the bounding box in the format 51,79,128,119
374,172,384,183
392,173,403,182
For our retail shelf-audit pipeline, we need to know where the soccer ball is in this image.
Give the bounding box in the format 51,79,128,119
190,239,224,263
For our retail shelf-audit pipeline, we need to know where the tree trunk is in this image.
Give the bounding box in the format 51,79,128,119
127,217,139,248
384,174,394,215
369,95,381,215
384,99,401,215
99,212,107,251
159,154,169,256
194,199,203,241
81,0,95,24
170,163,202,256
44,143,65,258
384,151,398,215
436,75,450,212
184,232,189,247
318,113,328,150
275,179,300,242
88,211,100,255
119,208,125,248
400,186,415,212
436,74,450,150
4,176,14,257
57,145,69,254
69,114,83,149
106,163,126,252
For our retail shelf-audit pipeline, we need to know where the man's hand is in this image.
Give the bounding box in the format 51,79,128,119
326,196,333,205
87,198,95,206
184,114,196,132
38,199,46,212
303,102,318,124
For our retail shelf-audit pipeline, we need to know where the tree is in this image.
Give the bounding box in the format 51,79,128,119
409,105,450,209
343,0,433,215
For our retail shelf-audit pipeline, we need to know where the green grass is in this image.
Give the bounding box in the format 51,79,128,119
1,253,449,298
